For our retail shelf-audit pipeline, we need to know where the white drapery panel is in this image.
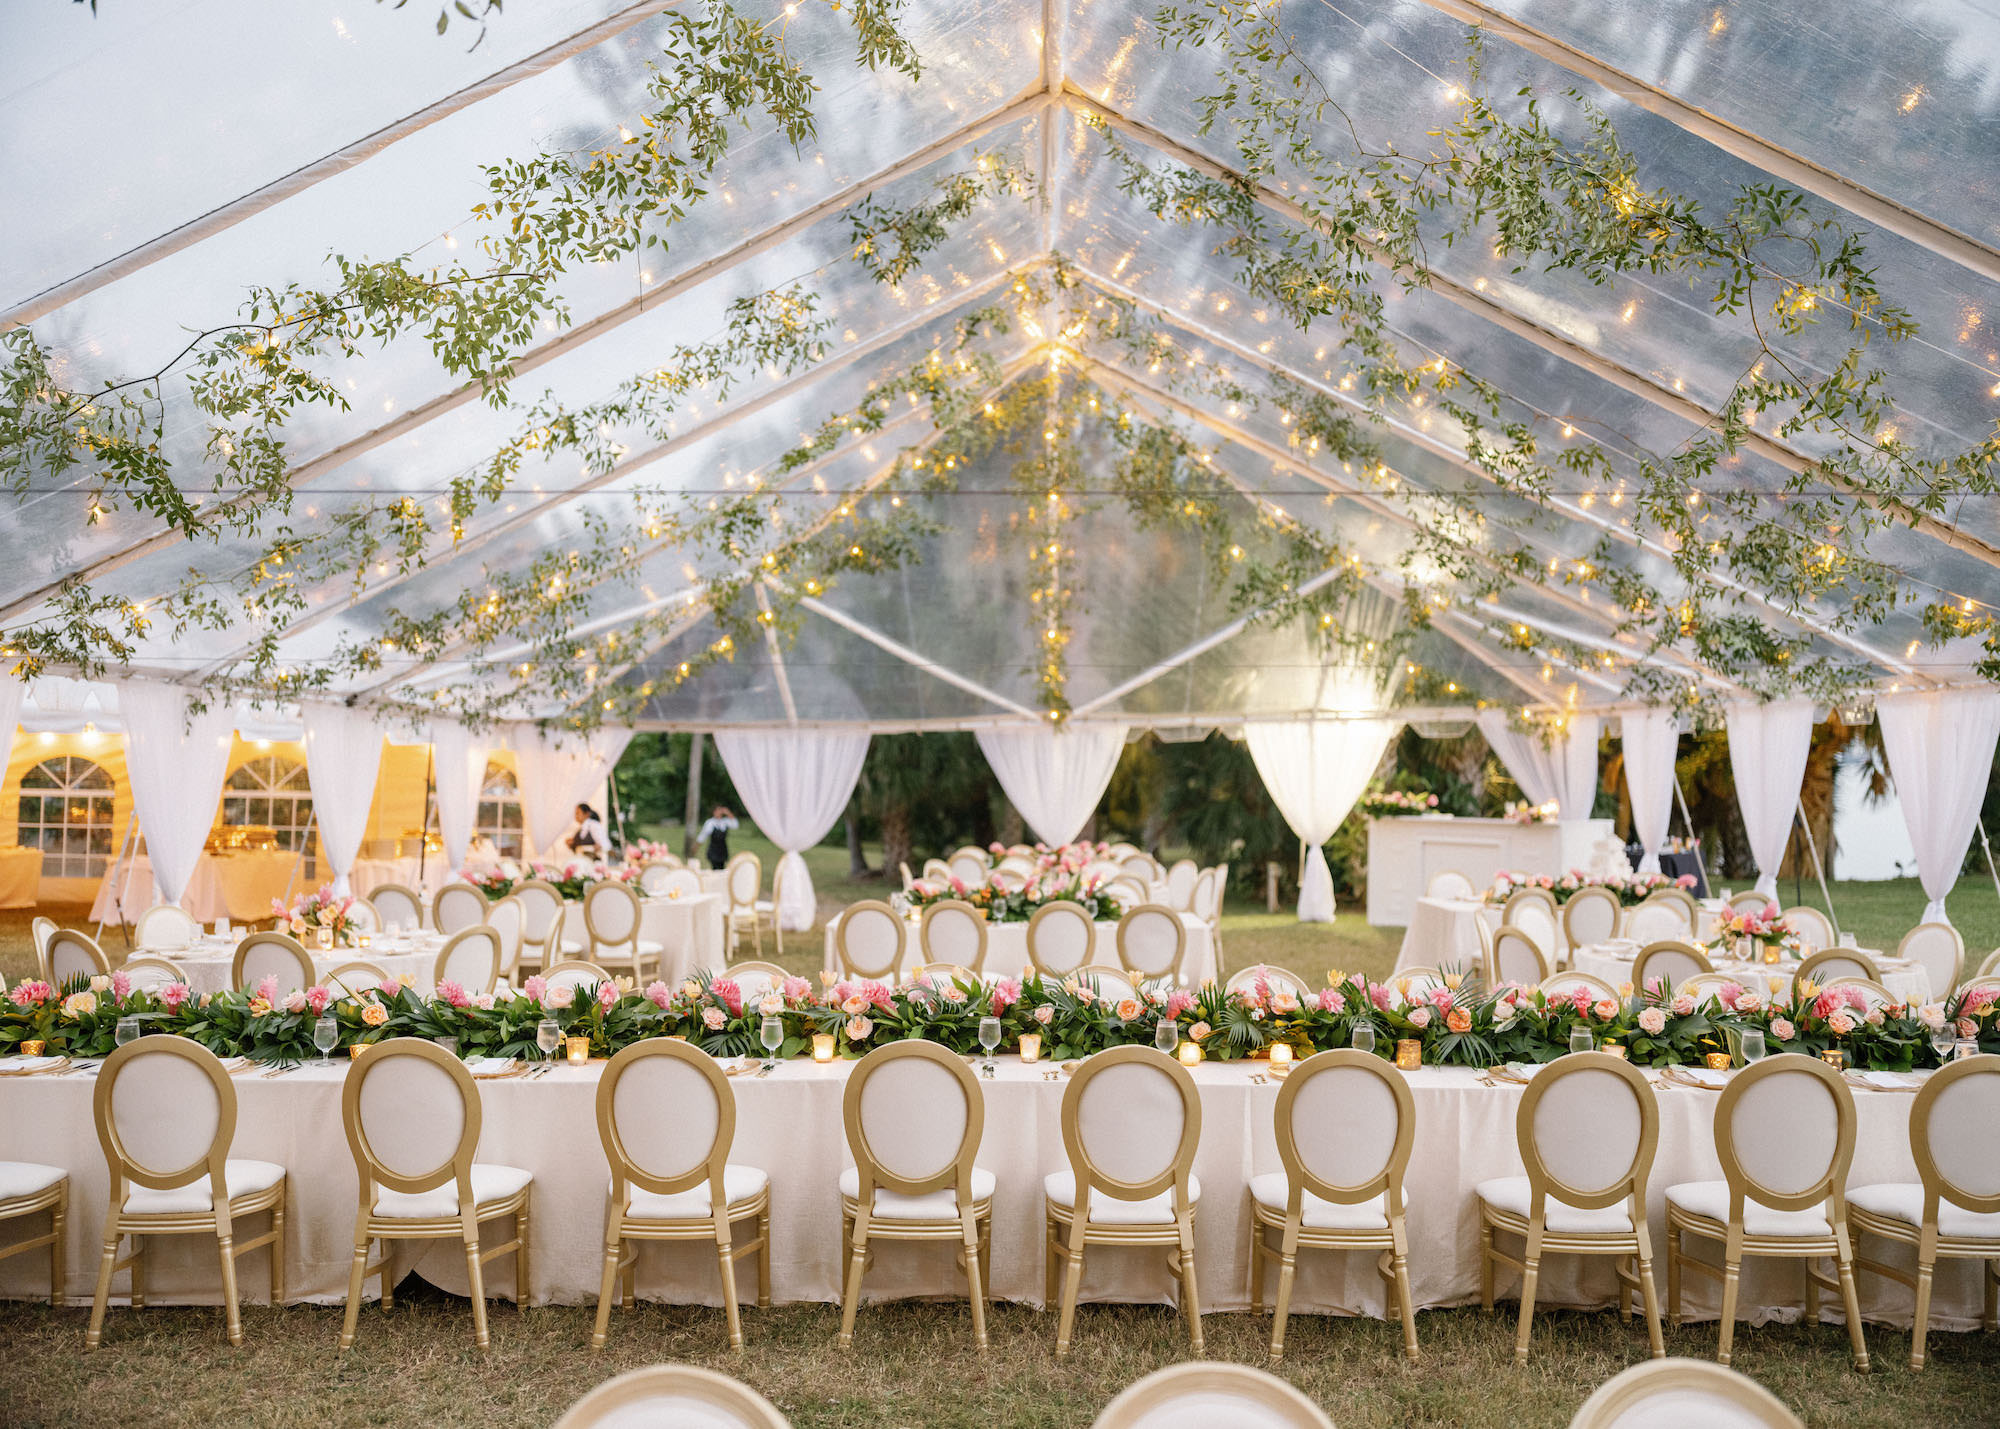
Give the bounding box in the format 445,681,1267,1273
714,729,870,931
1619,711,1680,874
1877,689,2000,924
0,672,25,763
974,724,1127,847
1245,718,1398,922
429,721,489,873
510,724,635,859
1474,711,1600,818
1724,698,1816,899
117,681,236,907
302,702,385,897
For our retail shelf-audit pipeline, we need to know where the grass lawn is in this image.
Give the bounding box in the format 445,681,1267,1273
0,840,1993,1427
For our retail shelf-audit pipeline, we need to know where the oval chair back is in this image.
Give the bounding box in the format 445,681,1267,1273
343,1038,479,1208
1780,905,1836,953
133,903,199,953
1502,888,1561,961
599,1038,735,1202
1277,1049,1415,1215
1070,965,1140,1002
919,900,988,975
487,894,526,981
553,1366,790,1429
1896,922,1965,998
434,926,502,996
1820,976,1898,1014
1629,940,1712,998
1116,904,1187,983
543,960,616,995
512,879,564,962
834,901,906,981
370,884,424,933
324,961,390,998
1104,876,1148,909
1567,1358,1804,1429
1091,1363,1333,1429
636,858,685,896
348,899,382,935
1027,901,1096,978
1624,892,1695,943
1539,971,1622,1003
433,881,490,934
1225,964,1313,1000
1909,1054,2000,1221
1119,853,1158,886
120,955,187,994
947,851,987,887
921,859,953,885
1490,927,1552,988
724,853,761,914
94,1035,234,1211
1979,948,2000,979
230,932,314,995
1062,1046,1200,1217
582,881,643,956
1794,947,1879,989
1393,967,1448,1004
1679,972,1755,1006
1164,859,1199,911
1713,1054,1857,1217
723,962,790,1006
1518,1053,1658,1217
657,867,703,898
1191,866,1225,923
31,915,56,960
1561,886,1622,950
1726,889,1776,916
45,929,111,986
845,1040,985,1208
1426,869,1476,900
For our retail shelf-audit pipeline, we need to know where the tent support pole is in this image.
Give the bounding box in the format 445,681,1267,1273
419,748,435,889
684,734,705,863
1977,818,2000,905
1794,797,1838,937
95,812,142,947
284,811,318,904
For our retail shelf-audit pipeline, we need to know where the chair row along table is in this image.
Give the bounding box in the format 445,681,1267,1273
0,1057,1976,1333
820,911,1218,986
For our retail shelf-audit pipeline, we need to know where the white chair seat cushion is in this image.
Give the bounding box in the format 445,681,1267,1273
838,1165,995,1219
1248,1173,1389,1230
0,1162,66,1201
1043,1170,1200,1224
596,940,664,958
372,1163,533,1220
621,1164,770,1221
1848,1183,2000,1241
1666,1181,1832,1238
754,901,774,914
123,1160,285,1215
1476,1176,1634,1234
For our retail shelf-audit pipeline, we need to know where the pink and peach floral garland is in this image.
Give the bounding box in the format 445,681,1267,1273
462,858,640,902
3,965,1991,1072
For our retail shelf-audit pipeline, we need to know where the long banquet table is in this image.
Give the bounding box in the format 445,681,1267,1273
0,1059,1976,1331
821,913,1219,986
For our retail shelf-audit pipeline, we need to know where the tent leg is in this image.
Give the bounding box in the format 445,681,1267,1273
1977,818,2000,905
95,814,141,946
283,811,318,902
1794,797,1838,936
683,734,705,862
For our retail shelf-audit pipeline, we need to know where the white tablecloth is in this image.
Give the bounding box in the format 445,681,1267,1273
1572,943,1933,1006
1393,897,1499,975
90,851,299,926
351,856,455,900
0,1060,1976,1332
821,912,1218,986
166,935,443,997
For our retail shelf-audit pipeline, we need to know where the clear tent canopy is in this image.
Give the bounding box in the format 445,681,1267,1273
3,0,1997,734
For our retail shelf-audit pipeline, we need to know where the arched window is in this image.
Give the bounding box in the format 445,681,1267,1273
476,760,525,857
18,756,116,877
221,755,315,854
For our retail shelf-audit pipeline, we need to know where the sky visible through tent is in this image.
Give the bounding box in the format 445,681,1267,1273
2,0,1998,733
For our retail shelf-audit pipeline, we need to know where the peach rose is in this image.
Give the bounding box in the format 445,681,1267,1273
360,1002,389,1027
1445,1007,1471,1034
846,1015,874,1040
1116,998,1142,1022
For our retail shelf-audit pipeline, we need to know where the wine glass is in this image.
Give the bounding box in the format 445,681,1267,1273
1351,1021,1377,1054
760,1016,784,1072
1737,1028,1766,1065
114,1016,143,1049
1568,1025,1594,1055
536,1018,561,1061
313,1015,339,1064
1154,1018,1180,1055
979,1015,1003,1077
1929,1030,1955,1067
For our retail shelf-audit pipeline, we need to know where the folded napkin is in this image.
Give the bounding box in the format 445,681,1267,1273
1849,1069,1919,1091
464,1056,520,1078
0,1055,66,1074
1664,1065,1730,1089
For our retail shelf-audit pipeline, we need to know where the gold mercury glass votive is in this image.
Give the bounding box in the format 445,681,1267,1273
565,1035,591,1064
315,926,333,951
1394,1039,1422,1071
1820,1047,1847,1070
812,1033,836,1063
1705,1052,1732,1070
1268,1042,1294,1072
19,1040,44,1057
1763,944,1782,964
1601,1042,1628,1060
1177,1039,1202,1066
357,931,372,950
349,1043,368,1059
1018,1032,1042,1064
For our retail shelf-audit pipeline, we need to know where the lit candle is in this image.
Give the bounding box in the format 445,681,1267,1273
1018,1032,1042,1064
1178,1039,1202,1066
1601,1042,1628,1061
812,1033,836,1063
1268,1042,1293,1072
565,1035,590,1064
357,932,372,950
1704,1051,1731,1070
1394,1038,1422,1071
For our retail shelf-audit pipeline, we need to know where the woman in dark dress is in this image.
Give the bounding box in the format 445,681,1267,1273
698,805,738,869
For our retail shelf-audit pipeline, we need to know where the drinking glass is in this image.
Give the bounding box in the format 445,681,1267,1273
1930,1032,1957,1066
1955,1038,1979,1063
1569,1025,1594,1055
536,1018,561,1061
760,1015,784,1071
314,925,333,952
313,1015,338,1063
979,1015,1004,1075
1736,1028,1766,1065
114,1016,143,1048
1351,1021,1376,1055
1154,1018,1179,1055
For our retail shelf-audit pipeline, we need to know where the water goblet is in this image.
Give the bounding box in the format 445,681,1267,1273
313,1015,339,1063
114,1016,143,1049
1154,1018,1179,1055
1568,1025,1594,1055
536,1018,561,1061
1931,1031,1957,1067
979,1015,1003,1077
1736,1028,1766,1065
760,1015,784,1072
1351,1021,1376,1055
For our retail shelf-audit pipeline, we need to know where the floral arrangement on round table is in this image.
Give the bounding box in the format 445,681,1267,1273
270,885,360,947
1707,906,1800,961
462,857,640,902
905,839,1129,923
621,840,679,866
1360,788,1440,818
8,962,1992,1074
1501,800,1559,825
1488,869,1698,907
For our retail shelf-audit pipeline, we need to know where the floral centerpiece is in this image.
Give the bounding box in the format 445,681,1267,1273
905,867,1126,924
459,857,639,902
622,840,679,866
1361,787,1440,818
272,885,359,947
1708,906,1799,961
1501,799,1559,824
1488,869,1698,907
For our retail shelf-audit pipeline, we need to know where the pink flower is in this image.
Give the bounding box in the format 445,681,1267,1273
111,970,131,1001
1570,989,1592,1014
597,981,618,1012
438,980,471,1009
256,975,279,1005
1368,983,1393,1012
546,984,575,1010
1961,988,1998,1014
1592,999,1620,1022
1637,1007,1667,1035
644,981,671,1009
1770,1017,1795,1042
305,985,332,1015
282,989,308,1014
1034,1004,1055,1025
846,1015,874,1040
1075,985,1095,1005
712,979,744,1018
7,979,51,1008
1670,993,1696,1017
842,993,869,1016
1827,1011,1855,1036
1167,989,1197,1018
782,976,811,1003
702,1006,727,1029
380,975,404,998
990,978,1022,1015
1957,1017,1979,1039
941,984,967,1005
1407,1006,1432,1029
473,994,495,1010
1735,991,1763,1015
161,981,189,1012
1919,1003,1948,1032
523,975,549,1002
866,981,894,1010
759,993,784,1016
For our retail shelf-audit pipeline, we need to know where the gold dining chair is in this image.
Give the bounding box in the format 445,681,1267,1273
592,1039,770,1351
839,1040,993,1350
1252,1049,1419,1363
1478,1051,1665,1364
1027,900,1097,980
87,1036,287,1349
1629,940,1713,998
338,1038,532,1350
1567,1358,1803,1429
0,1159,67,1308
554,1365,791,1429
433,880,490,934
582,880,663,985
44,928,111,986
1664,1053,1869,1370
1561,886,1623,952
511,878,564,974
118,955,188,994
919,899,988,977
1793,947,1880,988
433,925,503,996
1115,904,1188,985
1490,926,1554,987
1091,1362,1333,1429
369,883,424,933
1225,964,1314,1000
230,931,315,995
833,900,907,982
1045,1045,1203,1357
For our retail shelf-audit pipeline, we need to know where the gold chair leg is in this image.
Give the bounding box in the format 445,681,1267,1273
1804,1258,1820,1323
1911,1255,1935,1371
963,1225,989,1352
1982,1257,1997,1332
515,1205,530,1308
1269,1248,1297,1366
1180,1225,1203,1354
839,1221,869,1350
1513,1229,1543,1367
717,1240,745,1352
86,1231,118,1350
1835,1247,1871,1373
1043,1217,1059,1307
270,1203,286,1305
1055,1244,1086,1358
1637,1253,1665,1358
1666,1225,1682,1329
1248,1220,1265,1316
1717,1252,1742,1366
591,1239,621,1350
757,1209,772,1309
465,1239,489,1349
1393,1250,1419,1361
217,1236,243,1348
339,1231,369,1350
1479,1221,1495,1311
130,1233,146,1309
50,1183,67,1307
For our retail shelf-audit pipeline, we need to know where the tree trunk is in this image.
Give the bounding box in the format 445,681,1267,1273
845,806,870,878
997,800,1024,850
682,732,705,861
879,801,913,881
